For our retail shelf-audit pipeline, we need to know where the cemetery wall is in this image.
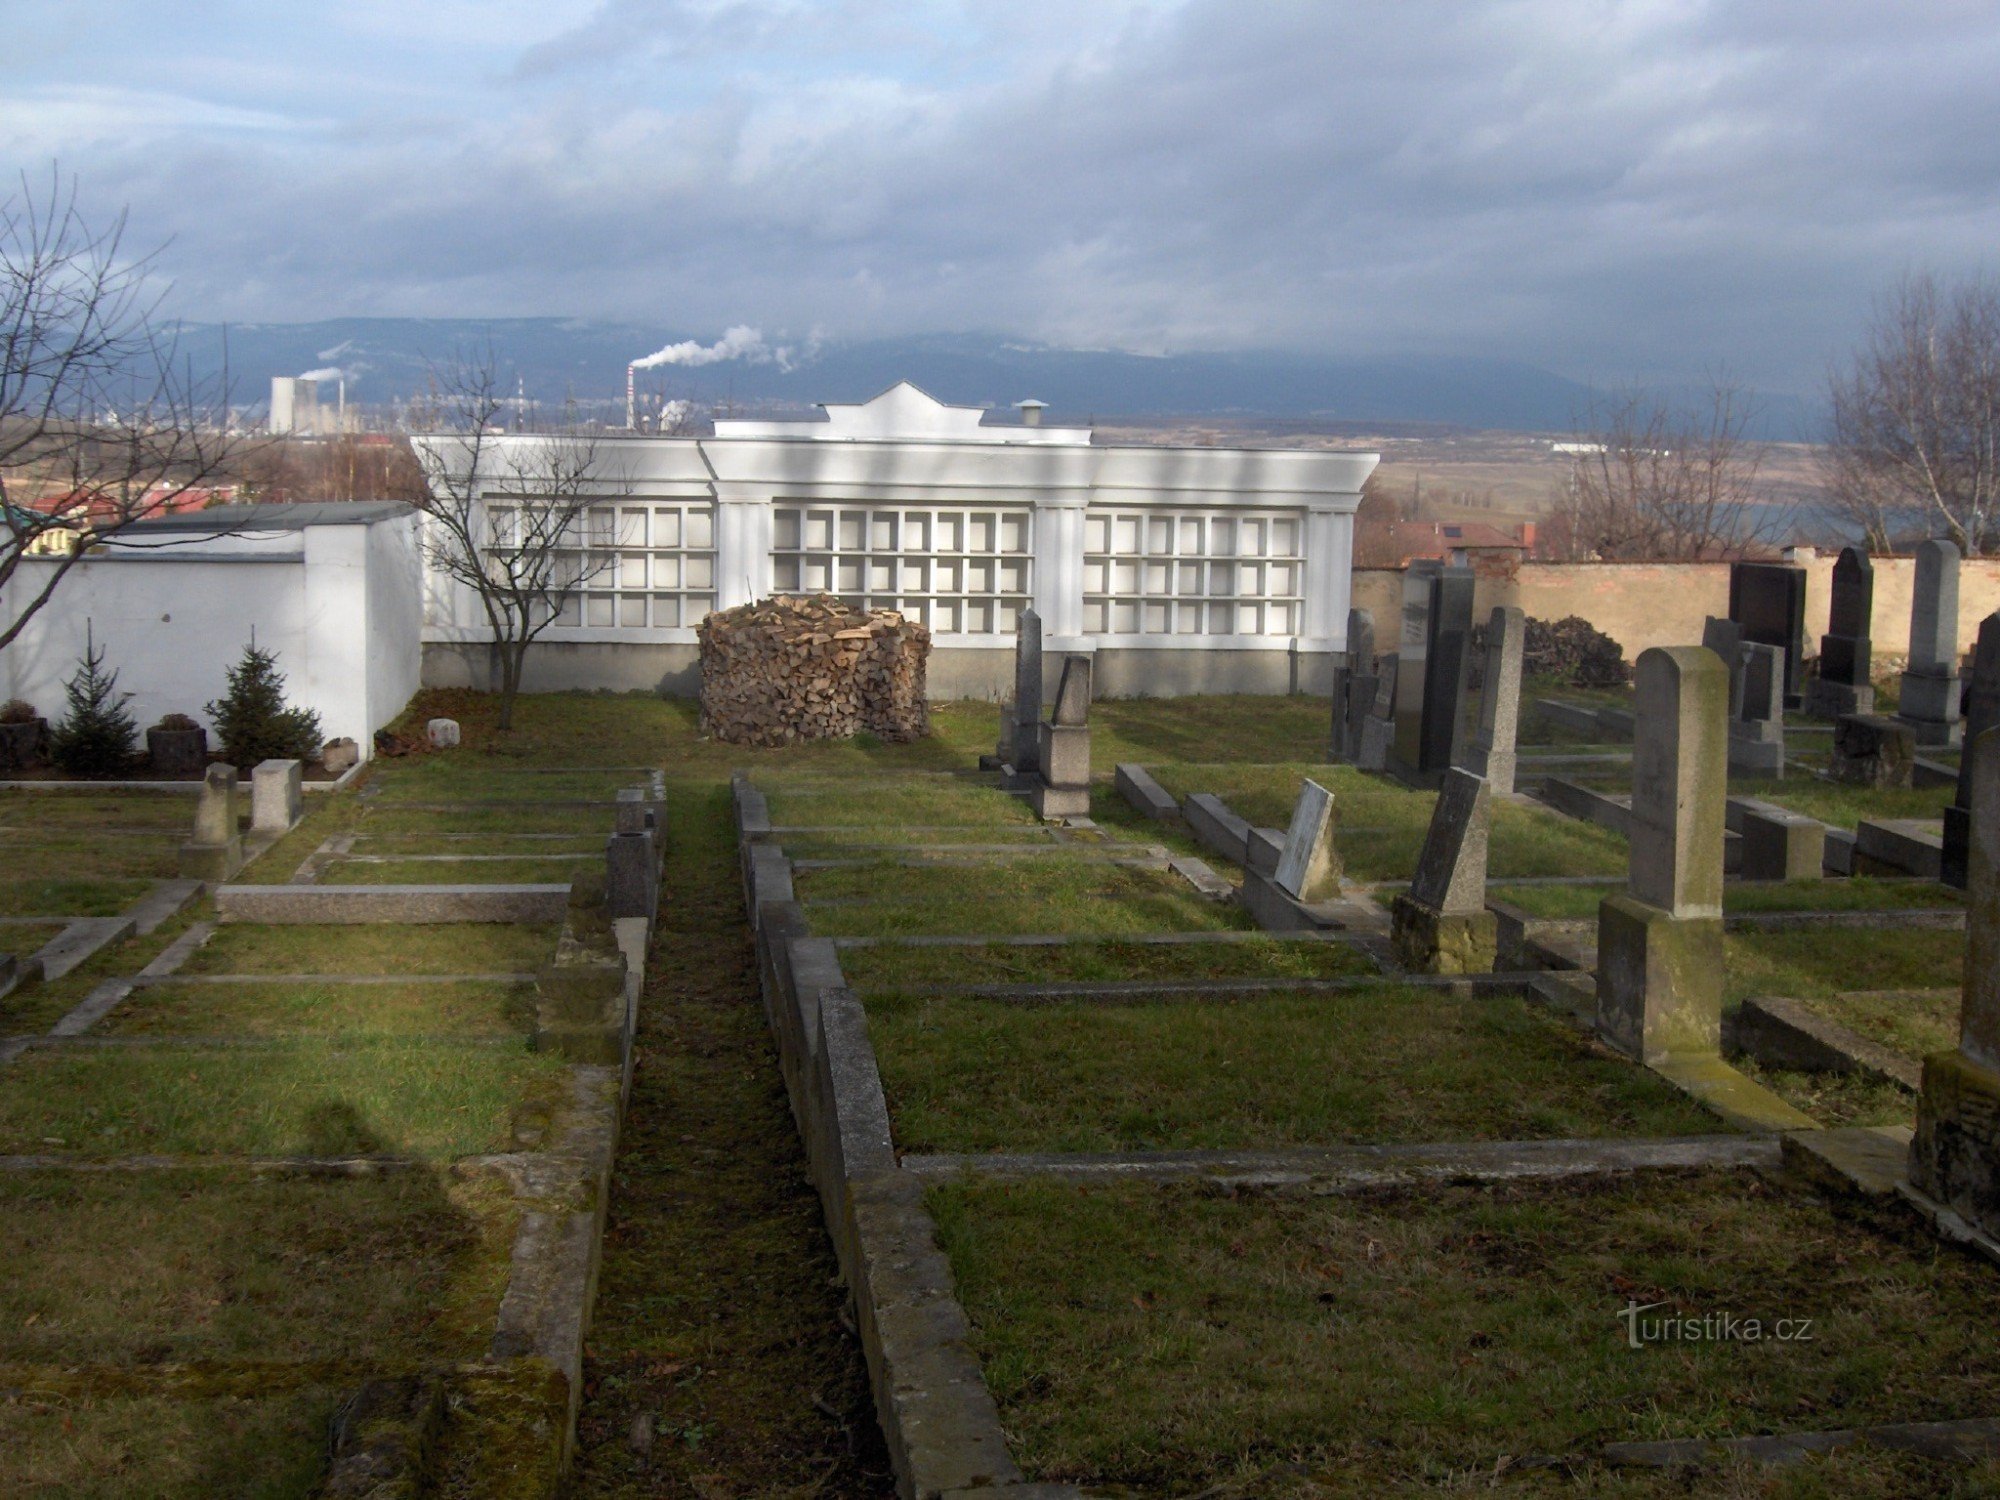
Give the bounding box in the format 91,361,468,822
1355,556,2000,669
2,509,422,758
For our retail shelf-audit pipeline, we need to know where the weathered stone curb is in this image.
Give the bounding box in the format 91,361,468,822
1181,792,1282,876
1535,777,1632,834
1730,995,1923,1090
1113,763,1180,824
901,1134,1781,1191
735,782,1084,1500
875,973,1541,1002
214,884,572,924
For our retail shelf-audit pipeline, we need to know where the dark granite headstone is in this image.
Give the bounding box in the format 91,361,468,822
1728,562,1807,707
1331,607,1376,761
1701,617,1746,718
1945,612,2000,887
1807,547,1876,718
1411,567,1475,781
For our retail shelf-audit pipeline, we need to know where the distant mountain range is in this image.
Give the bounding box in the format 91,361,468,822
167,319,1818,438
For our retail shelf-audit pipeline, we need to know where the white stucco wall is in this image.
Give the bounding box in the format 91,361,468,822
1,509,423,759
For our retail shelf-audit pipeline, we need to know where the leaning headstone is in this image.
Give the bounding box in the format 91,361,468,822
1274,778,1340,901
1356,655,1398,772
1899,540,1964,747
1944,612,2000,888
1390,768,1496,974
250,758,303,834
1829,714,1915,789
1726,643,1786,777
1701,617,1746,718
1390,561,1443,774
1728,561,1808,708
1031,654,1091,819
1806,547,1877,719
1596,647,1728,1064
1330,609,1377,762
427,718,461,749
1394,566,1475,787
1466,606,1523,795
1912,728,2000,1238
179,763,244,881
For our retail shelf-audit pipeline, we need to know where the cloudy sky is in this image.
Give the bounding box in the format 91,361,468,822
5,0,1997,393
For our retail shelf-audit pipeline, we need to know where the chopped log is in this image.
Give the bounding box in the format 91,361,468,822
697,594,931,746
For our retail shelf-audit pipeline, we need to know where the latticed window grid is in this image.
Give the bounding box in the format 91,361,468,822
1082,509,1303,637
770,505,1032,636
487,501,717,630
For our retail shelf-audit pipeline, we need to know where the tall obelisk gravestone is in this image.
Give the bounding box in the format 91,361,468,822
1596,646,1729,1064
1898,539,1963,748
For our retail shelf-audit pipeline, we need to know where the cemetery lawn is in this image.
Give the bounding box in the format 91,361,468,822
930,1171,2000,1496
180,922,560,975
1488,876,1962,920
1737,776,1952,831
0,907,211,1035
1796,987,1960,1067
318,854,597,884
1730,1057,1915,1129
0,1040,567,1157
760,775,1039,829
102,979,536,1038
1724,927,1964,1005
798,859,1251,938
868,987,1724,1153
842,935,1379,991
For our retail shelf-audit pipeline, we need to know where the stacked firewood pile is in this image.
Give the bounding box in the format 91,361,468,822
697,594,931,746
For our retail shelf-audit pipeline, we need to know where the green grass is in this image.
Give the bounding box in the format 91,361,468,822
843,937,1380,992
358,804,609,836
868,987,1724,1153
798,858,1250,938
181,923,559,976
318,856,591,885
1795,988,1960,1067
1725,927,1963,1005
103,980,535,1038
1730,1056,1915,1129
0,1169,513,1365
0,907,211,1036
0,875,154,918
761,776,1035,829
1737,776,1953,831
931,1171,2000,1495
1489,877,1963,921
0,1041,567,1158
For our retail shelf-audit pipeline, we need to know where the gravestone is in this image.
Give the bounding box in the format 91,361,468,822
179,763,244,881
1596,647,1728,1064
1912,728,2000,1238
1330,609,1377,762
1390,562,1442,773
1390,768,1496,973
997,606,1043,774
1701,617,1746,718
1274,778,1340,901
1830,714,1915,789
1728,561,1807,707
1900,540,1964,747
606,788,662,923
1944,612,2000,888
1739,805,1825,881
1726,642,1786,777
250,758,303,834
1031,654,1091,819
1466,606,1523,796
1393,566,1475,787
1806,547,1877,719
1357,655,1398,772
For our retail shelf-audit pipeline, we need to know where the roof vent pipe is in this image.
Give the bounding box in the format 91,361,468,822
1015,398,1047,428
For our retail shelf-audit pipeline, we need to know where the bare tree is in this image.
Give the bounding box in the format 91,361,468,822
1553,380,1773,561
0,167,238,650
1825,273,2000,554
408,352,632,730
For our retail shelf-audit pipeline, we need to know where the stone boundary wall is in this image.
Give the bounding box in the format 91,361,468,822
732,776,1083,1500
1355,555,2000,670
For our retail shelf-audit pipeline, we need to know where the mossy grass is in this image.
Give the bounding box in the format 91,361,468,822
359,804,610,837
1737,775,1953,831
1794,987,1960,1067
1730,1056,1915,1129
798,859,1251,938
761,776,1036,829
0,1168,513,1365
1725,926,1964,1005
0,790,195,830
931,1171,2000,1495
0,905,211,1035
1489,876,1965,921
318,855,593,886
0,1041,567,1158
103,980,535,1038
181,922,559,976
0,873,155,918
867,986,1724,1153
844,936,1380,992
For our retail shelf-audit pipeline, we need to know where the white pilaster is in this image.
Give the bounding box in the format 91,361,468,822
712,486,773,609
1032,495,1089,642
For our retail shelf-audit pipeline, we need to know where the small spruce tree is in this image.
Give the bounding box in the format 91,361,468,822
48,625,138,778
207,638,324,765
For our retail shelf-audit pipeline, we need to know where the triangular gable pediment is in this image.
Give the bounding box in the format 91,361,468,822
816,381,992,440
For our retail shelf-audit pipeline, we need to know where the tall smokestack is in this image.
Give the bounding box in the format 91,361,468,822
626,364,637,431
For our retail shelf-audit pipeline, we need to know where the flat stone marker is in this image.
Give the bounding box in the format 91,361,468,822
1467,605,1523,795
1914,728,2000,1238
1391,768,1496,973
1597,646,1728,1064
251,758,303,833
427,718,461,749
1728,560,1807,707
1900,539,1964,747
1273,778,1339,901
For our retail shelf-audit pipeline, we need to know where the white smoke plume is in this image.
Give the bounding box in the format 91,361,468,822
631,325,785,371
296,366,345,381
